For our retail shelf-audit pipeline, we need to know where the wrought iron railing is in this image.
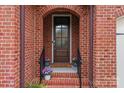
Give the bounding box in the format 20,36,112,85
39,48,45,82
76,49,82,88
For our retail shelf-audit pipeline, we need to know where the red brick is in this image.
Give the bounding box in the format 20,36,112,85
0,5,20,88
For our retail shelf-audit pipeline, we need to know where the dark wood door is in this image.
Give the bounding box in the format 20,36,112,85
54,16,70,63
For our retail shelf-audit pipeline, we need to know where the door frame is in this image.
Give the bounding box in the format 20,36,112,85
116,16,124,87
52,14,72,64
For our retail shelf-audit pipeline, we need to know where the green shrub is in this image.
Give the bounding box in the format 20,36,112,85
25,78,46,88
27,84,46,88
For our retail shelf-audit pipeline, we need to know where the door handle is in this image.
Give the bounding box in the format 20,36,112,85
52,40,55,43
52,40,55,46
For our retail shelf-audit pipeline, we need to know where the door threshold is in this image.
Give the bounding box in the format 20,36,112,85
51,63,72,68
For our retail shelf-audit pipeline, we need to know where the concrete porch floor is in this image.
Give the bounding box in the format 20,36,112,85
52,67,77,73
50,63,77,73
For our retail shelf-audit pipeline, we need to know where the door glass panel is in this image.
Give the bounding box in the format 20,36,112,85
62,25,68,29
56,25,61,29
54,17,70,63
56,28,61,37
56,38,61,48
62,28,68,37
62,38,68,48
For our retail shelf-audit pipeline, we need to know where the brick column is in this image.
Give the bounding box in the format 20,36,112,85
79,16,88,87
34,10,43,78
94,5,116,87
0,6,20,87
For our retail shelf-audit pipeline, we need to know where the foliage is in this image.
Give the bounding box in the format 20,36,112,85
26,78,46,88
27,84,46,88
72,57,77,66
42,67,53,75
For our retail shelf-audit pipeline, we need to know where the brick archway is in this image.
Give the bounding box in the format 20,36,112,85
41,6,81,64
34,5,90,87
43,11,80,64
39,5,83,17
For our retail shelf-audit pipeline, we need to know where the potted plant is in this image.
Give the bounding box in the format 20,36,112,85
42,67,53,80
45,58,50,67
72,57,77,68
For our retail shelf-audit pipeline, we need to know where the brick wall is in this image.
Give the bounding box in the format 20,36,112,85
43,14,52,61
24,6,36,86
93,5,116,87
34,6,43,77
72,15,79,58
80,6,89,87
1,5,123,88
0,6,20,87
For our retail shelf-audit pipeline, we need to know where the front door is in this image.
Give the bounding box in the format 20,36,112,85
53,16,70,63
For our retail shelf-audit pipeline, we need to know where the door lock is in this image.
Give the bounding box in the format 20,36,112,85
52,40,55,43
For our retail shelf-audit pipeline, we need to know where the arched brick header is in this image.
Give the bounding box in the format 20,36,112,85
115,6,124,18
36,5,83,18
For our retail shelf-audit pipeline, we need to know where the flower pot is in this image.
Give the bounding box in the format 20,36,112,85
44,74,51,80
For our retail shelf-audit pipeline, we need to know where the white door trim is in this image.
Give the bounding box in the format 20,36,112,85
52,14,72,64
116,16,124,88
